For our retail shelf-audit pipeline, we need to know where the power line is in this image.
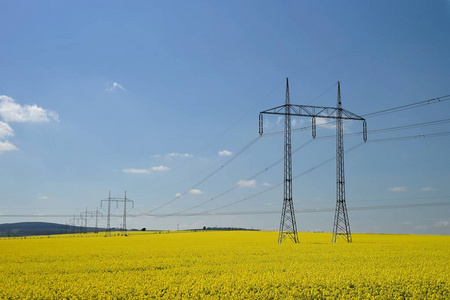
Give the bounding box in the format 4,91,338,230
367,131,450,143
199,130,450,215
304,119,450,140
217,195,450,208
161,201,450,217
164,138,315,217
131,127,450,219
177,142,365,217
2,201,448,219
146,135,262,213
135,126,450,219
363,94,450,118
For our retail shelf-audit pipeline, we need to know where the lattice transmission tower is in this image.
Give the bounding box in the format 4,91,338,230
80,207,104,234
100,191,134,237
259,79,367,243
332,81,361,243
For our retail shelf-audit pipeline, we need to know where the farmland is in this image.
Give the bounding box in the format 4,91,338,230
0,231,449,299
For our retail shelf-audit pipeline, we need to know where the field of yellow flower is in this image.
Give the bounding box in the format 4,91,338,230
0,231,449,299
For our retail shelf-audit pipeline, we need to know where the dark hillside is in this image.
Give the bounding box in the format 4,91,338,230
0,222,98,237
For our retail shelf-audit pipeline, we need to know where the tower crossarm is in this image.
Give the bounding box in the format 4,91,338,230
259,104,367,141
261,104,364,121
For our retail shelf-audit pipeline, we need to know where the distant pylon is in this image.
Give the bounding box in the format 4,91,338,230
106,191,112,237
278,78,299,243
332,82,352,243
100,191,134,237
95,207,99,233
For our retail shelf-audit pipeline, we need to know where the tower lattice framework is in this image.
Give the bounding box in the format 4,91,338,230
259,79,367,243
332,82,352,243
278,78,299,243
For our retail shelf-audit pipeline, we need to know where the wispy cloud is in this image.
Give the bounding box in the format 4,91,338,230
106,82,126,92
388,186,407,192
291,118,305,128
175,193,182,198
315,118,336,130
218,150,232,156
122,168,151,174
189,189,204,195
0,95,59,123
151,165,171,171
421,187,437,192
237,179,256,188
0,121,14,139
0,141,18,152
433,221,449,227
414,225,428,230
166,152,194,159
39,196,49,200
275,117,305,128
122,165,171,174
276,116,283,126
262,182,271,187
401,221,414,226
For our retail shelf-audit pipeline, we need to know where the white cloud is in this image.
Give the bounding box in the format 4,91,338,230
189,189,204,195
175,193,182,198
433,221,449,227
421,187,437,192
218,150,233,156
122,168,151,174
0,141,18,152
166,153,194,159
39,196,49,200
122,165,170,174
401,221,414,226
414,225,428,230
276,116,283,126
263,118,273,130
106,82,126,92
291,118,305,128
237,179,257,188
151,165,171,172
388,186,407,192
0,121,14,139
316,118,336,130
0,95,59,123
262,182,271,187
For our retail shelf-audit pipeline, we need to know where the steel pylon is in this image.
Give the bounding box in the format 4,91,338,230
100,191,134,237
332,82,352,243
278,78,299,243
259,79,366,243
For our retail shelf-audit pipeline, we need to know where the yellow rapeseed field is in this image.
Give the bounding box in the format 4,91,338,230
0,231,449,299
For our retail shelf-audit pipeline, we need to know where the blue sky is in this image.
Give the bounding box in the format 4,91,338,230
0,0,449,235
